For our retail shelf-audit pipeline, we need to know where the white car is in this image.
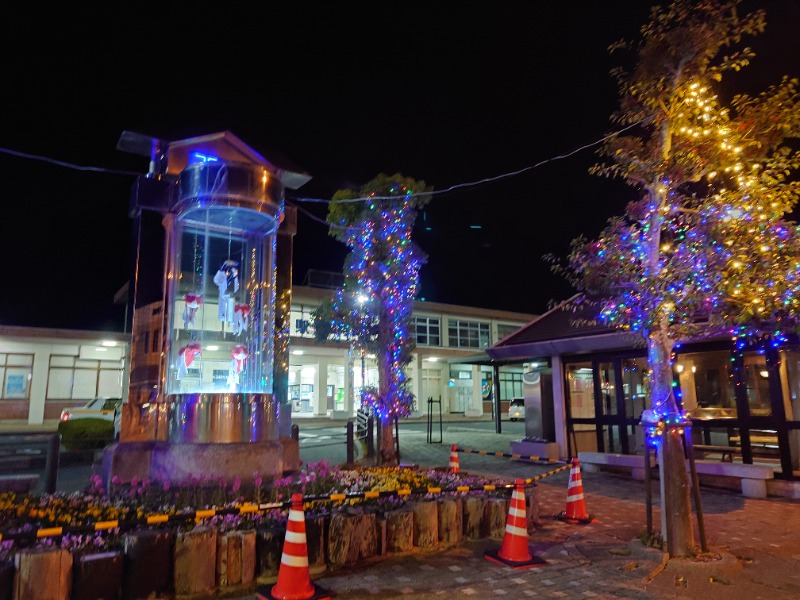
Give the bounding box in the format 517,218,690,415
59,397,122,440
508,398,525,422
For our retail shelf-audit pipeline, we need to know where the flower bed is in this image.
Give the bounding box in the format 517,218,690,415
0,461,536,599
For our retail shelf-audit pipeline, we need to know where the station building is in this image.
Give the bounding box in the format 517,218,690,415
0,282,537,426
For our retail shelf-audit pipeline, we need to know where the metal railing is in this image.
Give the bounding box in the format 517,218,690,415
427,396,442,443
350,410,375,463
0,432,60,493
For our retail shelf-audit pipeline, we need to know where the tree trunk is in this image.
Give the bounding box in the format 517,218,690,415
660,429,695,556
648,332,695,557
379,415,397,465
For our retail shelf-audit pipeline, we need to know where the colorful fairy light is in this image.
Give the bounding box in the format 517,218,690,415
554,65,800,423
641,408,691,448
321,175,431,420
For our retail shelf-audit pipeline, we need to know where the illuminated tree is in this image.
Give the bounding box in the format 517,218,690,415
547,0,799,556
314,173,432,464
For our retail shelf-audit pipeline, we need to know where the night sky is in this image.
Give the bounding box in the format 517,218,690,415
2,1,798,331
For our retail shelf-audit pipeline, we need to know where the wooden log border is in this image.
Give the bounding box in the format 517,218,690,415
2,467,573,599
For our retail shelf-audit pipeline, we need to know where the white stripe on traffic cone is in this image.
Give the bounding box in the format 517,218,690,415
484,478,546,569
561,458,592,523
449,444,460,473
258,493,331,600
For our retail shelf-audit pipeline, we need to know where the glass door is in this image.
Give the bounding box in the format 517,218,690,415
620,357,649,454
565,361,599,454
565,353,648,456
597,361,618,452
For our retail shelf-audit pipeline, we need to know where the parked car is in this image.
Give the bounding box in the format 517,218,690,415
508,398,525,421
58,397,122,450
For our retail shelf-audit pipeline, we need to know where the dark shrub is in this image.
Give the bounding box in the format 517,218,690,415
58,419,114,451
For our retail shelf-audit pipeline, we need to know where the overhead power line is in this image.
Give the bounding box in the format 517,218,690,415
290,119,648,205
0,118,647,213
0,147,141,177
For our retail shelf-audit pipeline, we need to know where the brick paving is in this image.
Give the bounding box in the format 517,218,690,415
301,427,800,599
7,420,800,598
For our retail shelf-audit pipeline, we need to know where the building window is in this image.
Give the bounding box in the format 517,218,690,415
291,303,351,342
566,362,596,420
46,355,124,401
448,367,473,412
496,323,521,340
498,371,523,400
414,316,440,346
447,319,490,349
142,331,150,356
0,353,33,400
421,367,442,411
742,350,772,416
782,348,800,425
151,329,160,354
674,349,735,415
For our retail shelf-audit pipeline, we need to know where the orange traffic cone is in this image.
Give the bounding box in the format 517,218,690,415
555,458,595,524
257,493,332,600
449,444,460,473
485,479,546,569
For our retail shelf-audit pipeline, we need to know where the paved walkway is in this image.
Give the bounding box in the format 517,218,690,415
302,426,800,599
5,420,800,598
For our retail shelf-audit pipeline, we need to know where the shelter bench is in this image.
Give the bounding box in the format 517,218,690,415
729,434,778,448
690,459,774,499
693,443,779,462
578,451,656,481
728,434,781,459
578,451,775,499
692,444,741,462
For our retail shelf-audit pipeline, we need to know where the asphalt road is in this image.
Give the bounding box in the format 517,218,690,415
295,418,525,468
1,418,527,495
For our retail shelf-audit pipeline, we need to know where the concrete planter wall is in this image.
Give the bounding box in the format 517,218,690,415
510,440,561,461
7,488,538,600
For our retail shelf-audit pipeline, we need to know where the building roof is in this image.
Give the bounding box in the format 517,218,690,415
495,296,615,345
117,129,313,190
0,325,130,342
291,282,539,323
486,296,641,362
165,131,313,190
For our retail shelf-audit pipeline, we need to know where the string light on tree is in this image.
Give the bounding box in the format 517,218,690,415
545,0,800,557
312,174,432,464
